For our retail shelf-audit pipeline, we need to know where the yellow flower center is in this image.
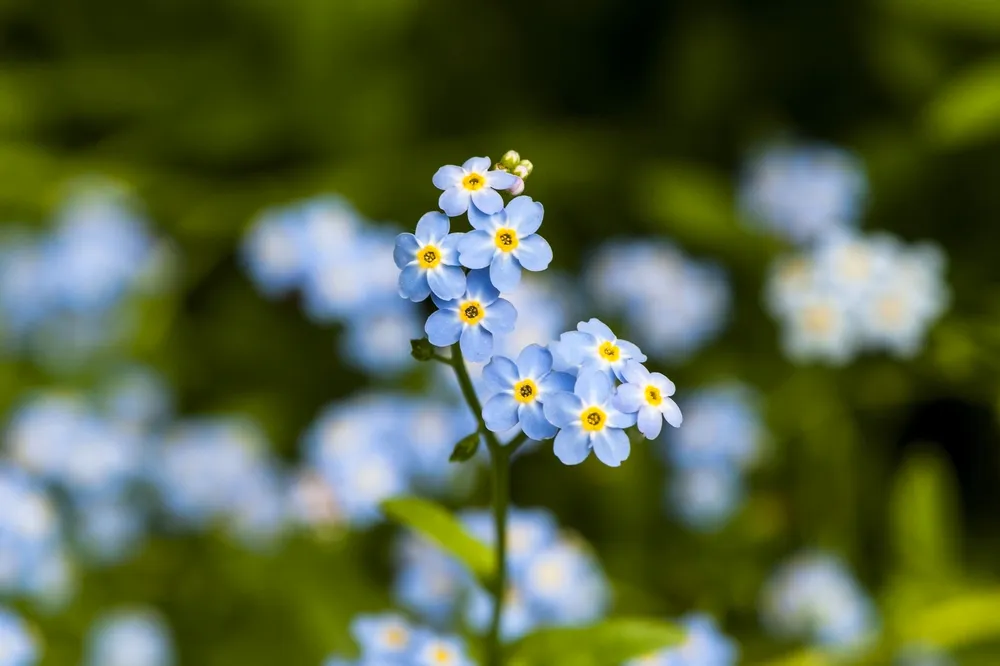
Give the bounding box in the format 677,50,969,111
462,173,486,191
580,406,607,432
417,245,441,269
513,379,538,404
383,626,408,648
877,296,904,325
802,304,833,334
598,341,620,362
432,646,453,664
494,227,519,252
645,385,662,406
459,300,484,325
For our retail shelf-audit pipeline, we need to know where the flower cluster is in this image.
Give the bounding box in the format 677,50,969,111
585,240,730,361
83,609,175,666
656,384,763,531
0,605,37,666
623,614,737,666
760,551,876,650
394,507,609,641
324,613,475,666
765,231,949,363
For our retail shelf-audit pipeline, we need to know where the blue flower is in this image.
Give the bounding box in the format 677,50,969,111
425,269,517,363
551,319,646,381
612,361,682,440
668,467,744,531
458,196,553,292
660,384,761,471
350,613,417,660
433,157,519,217
624,613,738,666
84,609,175,666
481,345,574,441
543,371,637,467
394,212,467,302
393,534,467,625
412,633,476,666
0,606,38,666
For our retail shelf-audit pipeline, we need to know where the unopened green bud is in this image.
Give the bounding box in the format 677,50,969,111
410,337,435,362
449,432,481,462
501,150,521,170
513,160,533,179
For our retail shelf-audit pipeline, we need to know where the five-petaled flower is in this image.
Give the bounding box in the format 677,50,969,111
394,212,467,302
612,360,683,439
551,319,646,381
543,371,637,467
481,344,575,440
458,196,553,292
424,269,517,363
433,157,519,218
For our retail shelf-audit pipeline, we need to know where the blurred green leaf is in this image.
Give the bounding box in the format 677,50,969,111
923,58,1000,147
902,590,1000,649
381,496,494,581
505,618,684,666
884,0,1000,35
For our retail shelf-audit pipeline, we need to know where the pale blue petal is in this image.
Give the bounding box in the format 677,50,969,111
637,407,663,440
430,293,457,311
468,205,504,231
543,391,585,428
425,310,462,346
439,187,470,217
393,233,420,269
620,360,649,385
483,394,519,433
512,234,552,272
612,383,645,414
650,372,676,396
519,402,557,440
466,269,500,305
553,428,592,465
486,170,519,190
592,428,630,467
458,231,496,269
575,370,613,405
482,298,516,335
463,156,491,173
415,211,450,242
661,397,683,427
482,355,520,391
605,407,637,429
550,331,596,371
578,318,616,341
505,196,544,236
472,188,504,215
439,232,464,261
461,324,493,362
516,344,552,379
427,265,467,301
538,370,575,396
490,252,522,292
617,339,646,362
432,165,464,190
399,264,430,302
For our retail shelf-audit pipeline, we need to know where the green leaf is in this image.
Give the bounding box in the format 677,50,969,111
883,0,1000,36
449,432,481,463
923,58,1000,147
505,618,685,666
381,496,494,581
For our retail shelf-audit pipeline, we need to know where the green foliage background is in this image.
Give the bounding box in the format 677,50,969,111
2,0,1000,663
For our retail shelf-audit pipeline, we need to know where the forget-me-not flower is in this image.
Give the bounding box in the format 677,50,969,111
350,613,416,660
624,613,738,666
551,319,646,381
412,634,476,666
481,344,574,440
84,609,175,666
458,196,553,292
613,361,682,440
425,269,517,363
543,371,637,467
0,606,37,666
433,157,519,217
394,212,467,302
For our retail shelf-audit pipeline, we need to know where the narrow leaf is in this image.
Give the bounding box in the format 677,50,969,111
505,618,685,666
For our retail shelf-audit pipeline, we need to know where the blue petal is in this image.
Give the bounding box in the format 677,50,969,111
661,397,683,428
612,383,644,414
432,165,464,190
425,310,462,347
458,231,497,270
398,264,430,302
620,360,649,385
430,293,458,311
463,156,491,173
461,324,493,362
482,298,516,335
439,232,464,261
468,204,505,231
415,211,450,242
465,269,500,305
553,428,591,465
575,370,613,405
616,339,647,363
486,170,519,190
490,252,522,292
513,234,552,272
550,331,595,373
393,233,419,269
516,344,552,379
439,187,470,217
605,406,637,429
505,196,544,236
519,402,557,440
471,188,504,215
427,265,467,301
538,370,575,396
591,428,630,467
482,355,520,391
542,391,584,428
483,394,519,433
637,407,663,440
578,318,616,341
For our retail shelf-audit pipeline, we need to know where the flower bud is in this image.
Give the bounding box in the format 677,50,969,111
449,432,481,462
507,177,525,196
501,150,521,170
513,160,533,179
410,337,436,362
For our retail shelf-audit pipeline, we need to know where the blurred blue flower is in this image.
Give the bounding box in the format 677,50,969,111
73,498,147,565
395,212,466,302
667,467,744,531
894,645,955,666
99,366,174,430
613,361,682,440
459,196,552,292
624,614,738,666
543,371,637,467
551,319,646,381
83,609,174,666
329,613,475,666
394,534,468,625
0,605,38,666
481,345,574,441
340,308,422,376
411,633,476,666
659,384,762,471
426,269,517,363
433,156,518,217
